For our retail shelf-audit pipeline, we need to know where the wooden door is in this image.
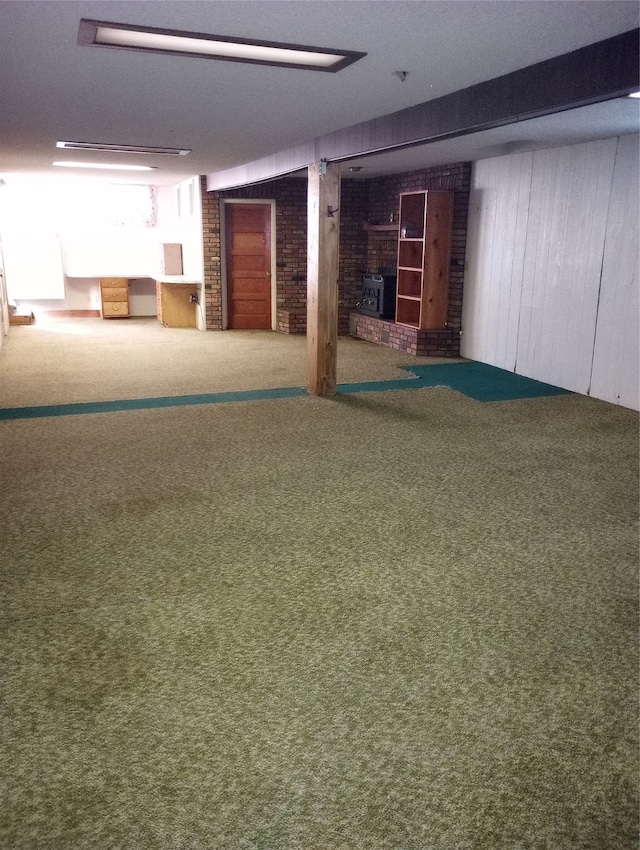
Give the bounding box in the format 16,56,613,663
225,203,272,329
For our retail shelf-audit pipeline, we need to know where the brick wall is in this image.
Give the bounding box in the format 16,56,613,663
198,162,471,343
338,180,368,334
349,313,459,357
200,177,223,329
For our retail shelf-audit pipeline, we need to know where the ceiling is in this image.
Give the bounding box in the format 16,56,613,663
0,0,638,188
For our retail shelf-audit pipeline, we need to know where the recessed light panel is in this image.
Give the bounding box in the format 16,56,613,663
57,141,191,156
53,161,156,171
78,19,366,72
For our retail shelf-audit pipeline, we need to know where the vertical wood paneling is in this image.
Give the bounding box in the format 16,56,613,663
461,153,531,370
459,160,490,359
491,153,532,369
516,146,562,383
559,141,618,391
476,160,504,363
591,134,640,409
463,135,638,409
517,140,617,391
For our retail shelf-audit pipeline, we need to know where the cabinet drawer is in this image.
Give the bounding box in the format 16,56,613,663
100,277,128,289
102,301,129,318
101,287,128,302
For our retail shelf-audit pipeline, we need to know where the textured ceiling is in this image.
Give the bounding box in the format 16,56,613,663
0,0,638,186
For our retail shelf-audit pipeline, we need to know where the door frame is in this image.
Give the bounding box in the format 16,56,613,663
220,198,277,330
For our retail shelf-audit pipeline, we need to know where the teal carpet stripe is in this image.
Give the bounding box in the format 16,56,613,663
0,386,308,421
339,363,570,402
401,361,573,402
0,362,570,421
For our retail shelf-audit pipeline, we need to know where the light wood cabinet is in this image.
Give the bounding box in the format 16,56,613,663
396,191,453,329
100,278,129,319
156,282,198,328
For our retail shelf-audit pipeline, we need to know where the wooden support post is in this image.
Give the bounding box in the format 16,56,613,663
307,160,341,397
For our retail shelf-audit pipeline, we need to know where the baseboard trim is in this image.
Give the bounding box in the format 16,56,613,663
43,310,101,318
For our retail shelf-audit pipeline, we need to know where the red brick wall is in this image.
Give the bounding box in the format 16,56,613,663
338,180,368,333
199,163,470,338
349,313,460,357
200,177,223,329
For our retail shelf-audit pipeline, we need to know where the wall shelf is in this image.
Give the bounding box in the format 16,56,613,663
396,190,453,330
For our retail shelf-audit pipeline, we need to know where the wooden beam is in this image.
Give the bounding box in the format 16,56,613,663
307,161,340,397
207,29,639,191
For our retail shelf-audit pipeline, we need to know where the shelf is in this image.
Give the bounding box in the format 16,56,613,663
397,268,423,299
399,191,426,240
398,240,424,270
395,296,421,326
395,190,453,330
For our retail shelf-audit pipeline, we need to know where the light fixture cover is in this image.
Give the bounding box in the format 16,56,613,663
53,161,157,171
78,19,366,72
57,141,190,156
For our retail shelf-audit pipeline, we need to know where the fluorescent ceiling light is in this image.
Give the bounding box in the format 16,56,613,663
78,19,366,72
57,141,190,156
53,161,156,171
628,91,640,98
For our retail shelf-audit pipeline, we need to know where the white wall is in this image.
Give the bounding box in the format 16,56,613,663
0,241,8,352
60,228,160,278
0,176,205,318
462,134,639,410
590,134,639,407
156,177,206,328
127,278,159,317
156,177,204,281
12,277,158,317
13,277,102,315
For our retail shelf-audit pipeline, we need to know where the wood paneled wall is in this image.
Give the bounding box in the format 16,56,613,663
462,134,639,410
591,134,639,408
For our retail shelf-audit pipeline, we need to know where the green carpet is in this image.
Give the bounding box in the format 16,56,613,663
0,322,637,849
0,361,570,420
403,361,573,402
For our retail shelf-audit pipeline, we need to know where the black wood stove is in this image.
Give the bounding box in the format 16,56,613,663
357,270,397,320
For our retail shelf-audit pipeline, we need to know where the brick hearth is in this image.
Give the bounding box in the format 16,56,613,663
349,312,460,357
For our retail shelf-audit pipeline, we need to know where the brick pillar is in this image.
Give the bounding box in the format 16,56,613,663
200,177,223,330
